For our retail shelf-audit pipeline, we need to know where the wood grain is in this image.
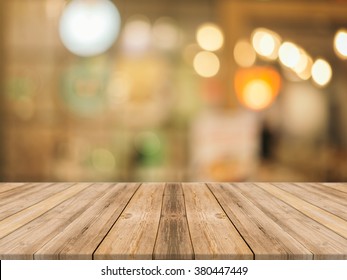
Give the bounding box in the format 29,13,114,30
256,182,347,239
0,183,53,207
207,183,312,259
153,183,194,260
0,183,92,240
320,183,347,194
0,183,27,194
34,183,141,260
0,182,347,260
0,183,109,259
0,183,74,221
237,183,347,259
182,183,253,259
272,182,347,221
94,183,165,260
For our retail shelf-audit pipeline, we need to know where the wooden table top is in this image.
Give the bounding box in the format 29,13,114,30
0,182,347,260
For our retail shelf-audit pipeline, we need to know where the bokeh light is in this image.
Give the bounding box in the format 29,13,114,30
233,39,256,67
193,51,220,78
235,67,281,111
196,23,224,51
251,28,281,60
243,79,273,110
121,15,152,54
293,49,312,80
311,58,332,87
59,0,121,57
292,49,308,74
334,29,347,59
278,42,300,68
296,56,313,81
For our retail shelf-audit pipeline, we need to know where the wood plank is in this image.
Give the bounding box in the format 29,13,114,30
0,182,346,260
272,182,347,221
0,183,74,221
34,183,141,260
0,183,28,194
304,183,347,203
207,183,312,259
182,183,253,260
256,182,347,239
94,183,165,260
153,183,194,260
320,183,347,194
234,183,347,259
0,182,92,239
0,183,113,259
0,183,53,205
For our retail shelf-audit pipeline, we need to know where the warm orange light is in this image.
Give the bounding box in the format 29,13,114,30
234,67,281,110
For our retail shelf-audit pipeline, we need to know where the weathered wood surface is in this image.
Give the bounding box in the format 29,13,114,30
94,183,165,260
153,183,194,260
183,183,253,259
0,182,347,260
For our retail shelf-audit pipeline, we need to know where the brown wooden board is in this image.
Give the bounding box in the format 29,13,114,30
207,183,312,259
0,183,28,194
35,183,141,260
256,183,347,240
153,183,194,260
0,182,347,260
94,183,165,260
0,183,74,221
0,183,105,259
182,183,253,259
238,183,347,259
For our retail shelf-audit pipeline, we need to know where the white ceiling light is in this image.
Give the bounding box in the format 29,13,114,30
59,0,121,57
311,58,332,87
196,23,224,52
278,42,300,69
193,51,220,78
334,29,347,59
251,28,281,60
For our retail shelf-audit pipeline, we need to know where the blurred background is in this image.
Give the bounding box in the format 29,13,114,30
1,0,347,182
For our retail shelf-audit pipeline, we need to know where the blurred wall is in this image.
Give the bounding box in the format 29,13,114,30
1,0,347,182
0,0,5,179
1,0,218,182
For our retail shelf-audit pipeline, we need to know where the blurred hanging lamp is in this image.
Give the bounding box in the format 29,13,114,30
334,29,347,59
59,0,121,57
311,58,332,87
234,67,281,111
